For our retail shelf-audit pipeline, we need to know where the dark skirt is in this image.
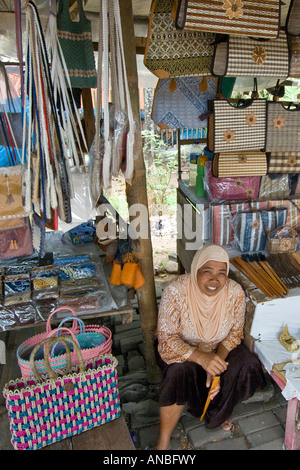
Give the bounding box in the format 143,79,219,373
156,343,266,429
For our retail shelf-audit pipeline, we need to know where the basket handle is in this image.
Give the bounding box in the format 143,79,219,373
46,306,78,333
30,336,85,381
57,316,85,334
45,326,80,358
276,226,298,239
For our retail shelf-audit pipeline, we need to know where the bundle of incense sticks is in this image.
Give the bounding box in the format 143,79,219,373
267,253,300,289
230,254,289,298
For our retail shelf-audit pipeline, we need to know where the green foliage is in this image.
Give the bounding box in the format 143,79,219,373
142,130,177,213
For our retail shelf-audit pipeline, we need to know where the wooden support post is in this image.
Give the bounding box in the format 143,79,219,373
119,0,161,384
81,88,95,151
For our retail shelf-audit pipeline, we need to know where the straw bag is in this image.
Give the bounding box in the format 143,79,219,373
175,0,281,39
208,98,267,153
212,32,289,78
17,306,112,377
205,161,261,202
212,151,267,177
210,200,268,246
233,206,288,253
267,226,298,254
265,102,300,152
4,336,120,450
144,0,216,78
259,174,291,200
268,151,300,173
151,76,217,129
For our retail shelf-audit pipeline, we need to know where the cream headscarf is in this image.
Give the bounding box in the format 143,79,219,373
186,244,230,343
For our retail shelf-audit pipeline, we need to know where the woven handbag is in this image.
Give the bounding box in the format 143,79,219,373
212,32,289,78
205,161,261,202
212,151,267,177
4,336,120,450
268,151,300,173
233,206,288,253
259,174,291,200
208,98,267,153
144,0,216,78
175,0,281,38
0,217,33,260
267,226,298,254
286,0,300,36
17,306,112,377
268,199,300,228
57,0,97,88
151,76,217,129
265,102,300,152
210,200,268,246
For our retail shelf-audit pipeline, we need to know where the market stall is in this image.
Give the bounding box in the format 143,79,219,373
145,0,300,450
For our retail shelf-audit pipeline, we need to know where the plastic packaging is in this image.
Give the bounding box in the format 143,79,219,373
189,142,203,187
195,156,209,196
205,162,261,203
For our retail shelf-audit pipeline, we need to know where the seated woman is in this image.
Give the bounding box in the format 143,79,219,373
155,244,266,450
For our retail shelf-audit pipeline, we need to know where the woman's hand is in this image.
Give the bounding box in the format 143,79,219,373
198,352,228,376
206,373,221,400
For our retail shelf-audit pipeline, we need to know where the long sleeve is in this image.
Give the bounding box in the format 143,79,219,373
157,277,197,364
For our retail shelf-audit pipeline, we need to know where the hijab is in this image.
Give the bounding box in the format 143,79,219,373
186,244,230,342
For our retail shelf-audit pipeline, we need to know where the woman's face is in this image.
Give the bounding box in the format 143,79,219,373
197,260,227,296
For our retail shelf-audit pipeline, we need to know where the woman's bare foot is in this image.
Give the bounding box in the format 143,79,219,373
221,418,233,431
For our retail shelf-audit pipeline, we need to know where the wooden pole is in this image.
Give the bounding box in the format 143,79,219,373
119,0,161,384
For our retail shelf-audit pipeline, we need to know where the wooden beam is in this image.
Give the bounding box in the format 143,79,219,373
93,37,146,55
119,0,161,384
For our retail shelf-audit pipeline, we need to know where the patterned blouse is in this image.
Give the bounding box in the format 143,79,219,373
157,274,246,364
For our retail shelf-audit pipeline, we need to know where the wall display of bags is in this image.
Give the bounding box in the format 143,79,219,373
208,98,267,153
212,150,268,177
267,152,300,173
144,0,216,78
259,174,291,200
212,31,289,78
286,0,300,36
265,102,300,153
205,161,261,203
174,0,281,39
151,76,217,129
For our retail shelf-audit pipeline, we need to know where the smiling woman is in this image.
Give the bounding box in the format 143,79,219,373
155,244,266,450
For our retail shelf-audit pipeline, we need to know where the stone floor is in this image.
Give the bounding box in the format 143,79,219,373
110,308,289,451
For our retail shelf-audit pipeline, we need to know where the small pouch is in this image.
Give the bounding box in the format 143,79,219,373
267,226,298,254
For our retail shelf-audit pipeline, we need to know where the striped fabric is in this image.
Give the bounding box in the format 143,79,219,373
268,152,300,173
259,174,290,200
182,0,280,38
286,0,300,36
265,102,300,153
233,207,287,253
3,354,120,450
213,32,289,78
208,99,267,152
210,201,268,246
213,151,267,177
268,199,300,227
